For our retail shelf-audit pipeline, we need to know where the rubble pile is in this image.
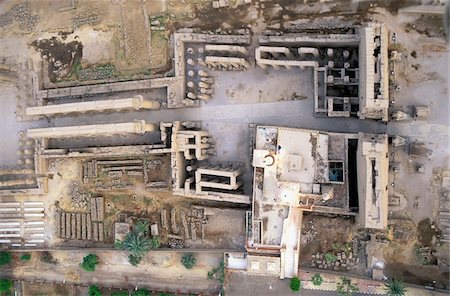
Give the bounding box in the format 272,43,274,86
71,11,100,28
301,220,318,245
67,181,90,210
11,2,39,32
310,250,359,271
168,237,186,249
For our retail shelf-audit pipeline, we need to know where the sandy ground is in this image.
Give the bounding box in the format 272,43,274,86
3,250,223,294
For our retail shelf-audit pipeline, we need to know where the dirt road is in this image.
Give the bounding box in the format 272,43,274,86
2,250,223,294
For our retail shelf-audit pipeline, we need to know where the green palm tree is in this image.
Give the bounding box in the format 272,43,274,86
384,278,406,296
123,231,151,258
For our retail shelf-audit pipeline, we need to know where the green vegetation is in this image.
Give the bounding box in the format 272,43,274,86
77,64,115,81
324,253,337,264
135,220,149,236
342,242,352,255
88,285,102,296
207,261,225,284
114,239,124,250
128,254,143,266
20,253,31,261
384,278,407,296
414,244,432,265
149,12,171,26
131,288,151,296
181,253,196,269
41,251,57,264
207,261,225,295
123,231,151,266
67,59,83,80
111,292,128,296
115,220,161,266
142,197,154,206
311,273,323,286
331,243,341,251
0,252,11,267
80,254,98,272
0,279,12,293
336,277,359,296
149,236,161,249
289,277,301,291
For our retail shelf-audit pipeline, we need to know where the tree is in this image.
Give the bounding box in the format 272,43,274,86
0,279,12,292
20,253,31,261
289,277,301,291
123,230,151,266
337,277,359,296
80,254,98,272
384,278,407,296
88,285,102,296
132,288,151,296
123,231,151,258
181,253,196,269
0,252,11,267
311,273,323,286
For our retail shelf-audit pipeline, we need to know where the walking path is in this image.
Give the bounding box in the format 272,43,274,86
0,250,223,294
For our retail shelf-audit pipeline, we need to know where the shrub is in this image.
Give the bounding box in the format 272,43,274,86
88,285,102,296
342,242,352,255
131,288,151,296
384,278,407,296
111,292,128,296
20,253,31,261
0,279,12,292
207,261,225,284
114,240,124,250
128,254,142,267
311,273,323,286
41,251,57,264
149,236,161,249
337,277,359,296
331,243,341,251
289,277,301,291
324,253,337,264
181,253,196,269
0,252,11,267
135,220,149,236
81,254,98,272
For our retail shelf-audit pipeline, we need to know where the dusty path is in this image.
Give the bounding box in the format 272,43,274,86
1,250,223,294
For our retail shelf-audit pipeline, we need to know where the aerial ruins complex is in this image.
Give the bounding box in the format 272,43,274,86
0,22,391,271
